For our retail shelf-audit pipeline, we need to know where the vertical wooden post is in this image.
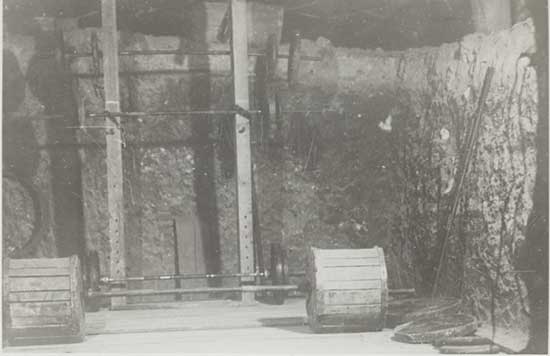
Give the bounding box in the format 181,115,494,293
230,0,255,303
101,0,126,307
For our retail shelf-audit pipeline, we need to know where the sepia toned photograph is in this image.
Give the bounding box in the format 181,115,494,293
1,0,548,354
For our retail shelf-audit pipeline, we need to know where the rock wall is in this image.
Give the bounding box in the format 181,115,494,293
3,35,58,259
287,20,537,340
309,20,537,342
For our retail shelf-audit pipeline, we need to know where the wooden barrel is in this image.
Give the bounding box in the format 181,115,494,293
3,255,85,345
305,247,388,333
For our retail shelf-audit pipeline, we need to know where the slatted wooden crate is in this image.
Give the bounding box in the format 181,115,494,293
3,255,85,345
306,247,388,333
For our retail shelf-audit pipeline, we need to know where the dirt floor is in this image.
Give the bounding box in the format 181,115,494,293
4,298,439,354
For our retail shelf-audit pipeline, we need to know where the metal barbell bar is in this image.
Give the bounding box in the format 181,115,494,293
64,48,321,62
88,284,300,299
99,270,307,285
86,109,262,119
69,30,312,85
86,108,338,120
85,244,296,291
85,243,415,307
101,271,269,285
79,27,320,61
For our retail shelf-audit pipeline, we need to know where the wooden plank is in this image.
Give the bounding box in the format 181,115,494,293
321,304,381,315
319,266,383,281
9,301,72,317
69,254,85,336
318,279,382,290
4,257,10,306
8,276,70,292
8,335,84,347
319,289,381,305
314,248,380,259
318,257,381,267
175,215,206,276
8,268,70,277
8,291,71,302
318,313,381,326
174,214,207,299
230,0,254,300
101,0,126,307
10,315,72,328
9,258,70,269
8,325,84,345
377,246,388,323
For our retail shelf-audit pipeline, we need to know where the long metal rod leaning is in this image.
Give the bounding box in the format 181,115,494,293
431,66,494,297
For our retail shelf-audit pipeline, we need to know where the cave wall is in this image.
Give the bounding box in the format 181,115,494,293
61,16,537,331
3,4,539,340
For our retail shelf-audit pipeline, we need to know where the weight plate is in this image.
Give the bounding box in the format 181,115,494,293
265,34,278,81
287,30,302,87
270,242,288,305
268,92,281,124
85,250,101,312
86,250,100,291
262,90,281,144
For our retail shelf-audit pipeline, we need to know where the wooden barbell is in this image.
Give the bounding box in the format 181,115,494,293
84,243,415,307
